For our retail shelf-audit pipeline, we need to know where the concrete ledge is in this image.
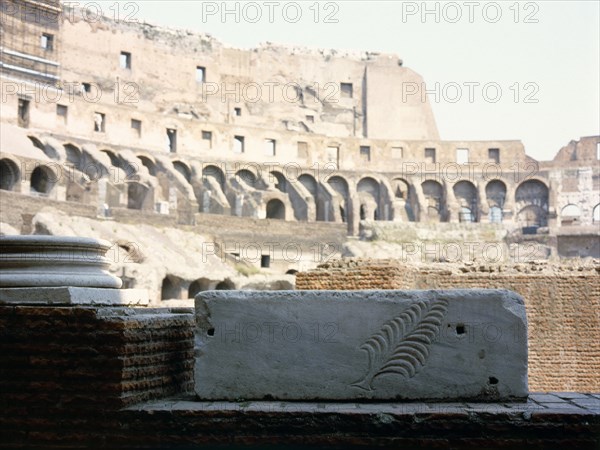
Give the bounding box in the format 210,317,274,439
0,287,149,306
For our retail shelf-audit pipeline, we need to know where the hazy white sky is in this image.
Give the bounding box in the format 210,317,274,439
123,0,599,161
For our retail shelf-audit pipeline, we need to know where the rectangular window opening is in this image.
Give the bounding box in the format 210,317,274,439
261,255,271,268
93,112,105,132
18,98,30,127
131,119,142,137
327,146,339,166
425,148,436,164
234,107,242,117
41,33,53,51
82,82,91,94
488,148,500,164
265,139,276,156
196,66,206,83
306,114,314,123
202,130,212,148
56,104,68,124
456,148,469,164
233,136,245,153
340,82,353,98
167,128,177,152
120,51,131,69
360,146,371,162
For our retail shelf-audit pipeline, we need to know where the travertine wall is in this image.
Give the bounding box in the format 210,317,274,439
297,259,600,392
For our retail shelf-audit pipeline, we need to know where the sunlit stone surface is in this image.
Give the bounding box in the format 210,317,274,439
0,235,122,288
195,290,528,401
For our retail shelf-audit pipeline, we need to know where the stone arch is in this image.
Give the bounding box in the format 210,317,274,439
357,176,381,220
202,165,226,191
30,165,57,194
486,180,507,223
515,180,549,228
299,173,318,197
137,155,156,176
161,275,182,300
327,175,350,223
0,158,20,191
266,198,286,220
100,149,121,169
127,182,149,210
173,160,192,183
28,135,44,151
270,171,287,193
421,179,444,222
453,180,478,222
188,278,211,298
561,204,581,217
215,279,235,290
391,177,415,222
593,204,600,223
236,169,257,188
64,143,82,170
299,173,327,221
561,204,581,226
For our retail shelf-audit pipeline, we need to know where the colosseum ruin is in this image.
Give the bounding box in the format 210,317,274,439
0,0,599,305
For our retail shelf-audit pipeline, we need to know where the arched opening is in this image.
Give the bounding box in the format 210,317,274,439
486,180,507,223
173,160,192,183
391,178,415,222
561,204,581,226
127,182,149,210
391,178,410,200
517,205,547,230
137,155,156,176
188,278,211,298
215,279,234,290
357,177,381,221
299,174,318,197
161,275,181,300
421,180,444,222
515,180,549,229
30,166,56,194
328,175,349,223
286,269,298,275
101,149,122,169
593,204,600,223
203,165,226,192
28,135,58,159
270,171,287,193
266,199,286,219
453,180,478,222
236,169,257,188
64,144,82,170
300,173,326,220
0,159,20,191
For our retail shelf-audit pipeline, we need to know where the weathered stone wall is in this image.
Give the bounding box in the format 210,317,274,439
0,305,194,410
297,259,600,392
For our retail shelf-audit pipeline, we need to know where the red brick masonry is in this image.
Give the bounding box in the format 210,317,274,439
0,305,598,449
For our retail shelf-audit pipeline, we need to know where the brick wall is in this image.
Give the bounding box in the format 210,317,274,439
297,259,600,393
0,306,194,411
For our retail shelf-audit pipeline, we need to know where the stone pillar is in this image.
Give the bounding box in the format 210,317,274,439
0,235,194,415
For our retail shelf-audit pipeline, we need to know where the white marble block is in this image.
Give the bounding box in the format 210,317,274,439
195,290,528,401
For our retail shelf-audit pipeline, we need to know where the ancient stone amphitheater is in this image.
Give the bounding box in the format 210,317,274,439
1,0,599,308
